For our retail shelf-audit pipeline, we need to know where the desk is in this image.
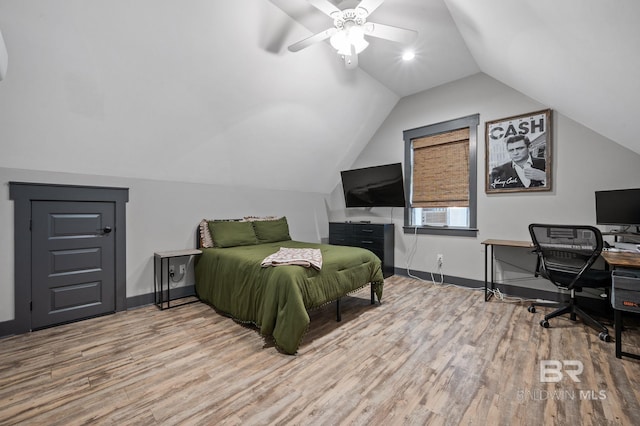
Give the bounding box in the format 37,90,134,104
601,251,640,269
602,250,640,360
481,239,534,301
482,241,640,358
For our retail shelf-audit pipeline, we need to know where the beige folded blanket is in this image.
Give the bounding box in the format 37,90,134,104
261,247,323,271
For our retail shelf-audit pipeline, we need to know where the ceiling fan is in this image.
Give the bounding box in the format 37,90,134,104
288,0,418,69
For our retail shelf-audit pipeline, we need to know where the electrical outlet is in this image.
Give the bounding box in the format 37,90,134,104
179,264,186,274
437,254,443,267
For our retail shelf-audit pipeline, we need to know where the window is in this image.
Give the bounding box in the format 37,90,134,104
403,114,479,237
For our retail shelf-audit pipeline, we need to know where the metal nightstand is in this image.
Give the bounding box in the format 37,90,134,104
153,249,202,310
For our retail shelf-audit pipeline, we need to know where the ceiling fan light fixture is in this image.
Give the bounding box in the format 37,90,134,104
330,25,369,56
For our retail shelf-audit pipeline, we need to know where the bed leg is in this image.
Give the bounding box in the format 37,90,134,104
370,283,375,305
336,298,341,322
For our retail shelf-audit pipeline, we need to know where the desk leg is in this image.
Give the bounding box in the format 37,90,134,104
492,244,496,299
485,245,494,301
484,246,488,301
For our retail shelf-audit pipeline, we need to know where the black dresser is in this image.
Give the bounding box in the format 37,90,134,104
328,222,395,278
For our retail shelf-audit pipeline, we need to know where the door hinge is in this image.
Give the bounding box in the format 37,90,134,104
30,301,33,311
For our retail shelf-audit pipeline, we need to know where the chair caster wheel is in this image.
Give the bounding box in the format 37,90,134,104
528,306,536,313
540,319,550,328
599,332,611,342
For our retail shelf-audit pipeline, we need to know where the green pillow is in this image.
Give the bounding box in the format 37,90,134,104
208,220,257,248
253,217,291,243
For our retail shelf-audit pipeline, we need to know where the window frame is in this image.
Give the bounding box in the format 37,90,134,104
403,114,479,237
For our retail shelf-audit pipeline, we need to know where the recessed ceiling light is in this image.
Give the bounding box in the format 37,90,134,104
402,51,415,61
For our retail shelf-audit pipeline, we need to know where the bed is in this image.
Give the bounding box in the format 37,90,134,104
194,217,384,354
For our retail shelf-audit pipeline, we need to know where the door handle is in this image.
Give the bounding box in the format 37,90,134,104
100,226,112,235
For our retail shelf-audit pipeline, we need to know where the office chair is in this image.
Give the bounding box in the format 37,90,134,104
528,224,611,342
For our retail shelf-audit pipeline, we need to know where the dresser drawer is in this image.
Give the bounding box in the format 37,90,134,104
352,225,384,239
361,245,384,261
329,222,350,235
354,238,384,254
329,222,350,245
328,234,349,245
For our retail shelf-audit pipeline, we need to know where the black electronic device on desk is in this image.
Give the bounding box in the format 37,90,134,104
595,188,640,236
605,242,640,253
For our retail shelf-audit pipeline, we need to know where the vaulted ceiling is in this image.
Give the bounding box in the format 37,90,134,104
0,0,638,193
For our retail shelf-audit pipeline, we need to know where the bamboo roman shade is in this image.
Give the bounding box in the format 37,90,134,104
411,128,470,208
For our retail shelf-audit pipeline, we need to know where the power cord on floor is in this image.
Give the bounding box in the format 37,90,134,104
428,281,539,304
460,285,540,304
405,226,444,286
405,226,539,304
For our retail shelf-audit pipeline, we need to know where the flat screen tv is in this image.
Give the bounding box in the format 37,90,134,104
595,188,640,230
341,163,406,208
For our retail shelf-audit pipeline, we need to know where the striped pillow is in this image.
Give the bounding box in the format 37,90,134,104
199,219,214,248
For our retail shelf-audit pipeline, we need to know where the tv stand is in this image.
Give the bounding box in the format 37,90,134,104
329,222,394,278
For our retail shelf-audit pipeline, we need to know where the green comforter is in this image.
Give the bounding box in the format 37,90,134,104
195,240,384,354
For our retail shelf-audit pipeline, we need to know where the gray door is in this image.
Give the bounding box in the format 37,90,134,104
31,201,116,329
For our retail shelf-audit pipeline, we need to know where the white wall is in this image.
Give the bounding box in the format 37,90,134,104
328,73,640,290
0,167,329,322
0,0,397,194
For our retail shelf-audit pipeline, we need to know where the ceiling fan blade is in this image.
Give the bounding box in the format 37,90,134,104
356,0,384,16
365,22,418,44
288,28,337,52
308,0,341,18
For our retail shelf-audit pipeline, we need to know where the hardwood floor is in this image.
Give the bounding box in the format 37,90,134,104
1,276,639,425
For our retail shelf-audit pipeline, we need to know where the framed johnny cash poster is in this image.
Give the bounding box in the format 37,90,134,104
485,109,552,194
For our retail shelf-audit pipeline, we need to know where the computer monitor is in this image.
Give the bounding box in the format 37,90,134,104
595,188,640,232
